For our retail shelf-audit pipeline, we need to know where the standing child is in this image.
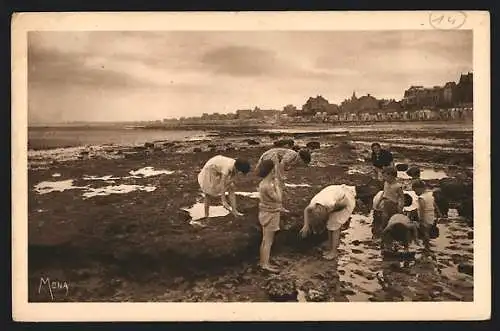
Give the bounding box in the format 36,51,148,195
300,184,357,260
257,156,283,273
412,179,443,252
374,167,405,229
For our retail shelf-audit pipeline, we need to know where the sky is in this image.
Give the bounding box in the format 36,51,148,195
27,30,472,124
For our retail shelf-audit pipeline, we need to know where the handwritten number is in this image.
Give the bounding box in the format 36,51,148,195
432,15,444,25
429,11,467,29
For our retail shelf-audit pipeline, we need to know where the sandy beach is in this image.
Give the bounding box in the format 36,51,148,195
28,125,473,302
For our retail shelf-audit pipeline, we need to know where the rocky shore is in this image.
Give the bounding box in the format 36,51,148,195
28,128,474,302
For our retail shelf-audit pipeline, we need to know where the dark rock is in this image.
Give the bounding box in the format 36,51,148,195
439,178,473,202
340,288,356,296
144,142,155,149
351,240,361,246
352,249,363,254
226,147,235,152
433,188,449,216
247,139,260,145
406,166,421,178
457,263,473,276
306,141,321,150
457,199,473,222
208,144,217,149
163,142,176,148
306,289,328,302
467,231,473,239
264,275,298,302
273,139,295,148
193,147,202,153
395,163,409,172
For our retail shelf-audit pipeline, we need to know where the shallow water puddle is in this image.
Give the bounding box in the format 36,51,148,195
285,183,311,188
235,192,260,199
182,203,230,225
34,179,88,194
129,167,175,177
347,169,367,175
339,213,384,301
83,175,121,181
82,184,157,199
282,209,474,302
397,168,448,180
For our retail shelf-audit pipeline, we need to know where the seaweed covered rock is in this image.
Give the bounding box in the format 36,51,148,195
395,163,409,172
247,139,260,146
273,139,295,148
457,198,473,223
439,178,473,202
263,274,298,302
306,141,321,150
406,166,421,178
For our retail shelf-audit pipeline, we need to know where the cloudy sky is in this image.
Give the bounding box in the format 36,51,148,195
28,30,472,123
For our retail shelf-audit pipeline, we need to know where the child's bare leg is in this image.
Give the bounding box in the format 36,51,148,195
323,230,341,260
422,227,431,251
204,195,210,219
322,230,333,250
228,191,243,216
221,194,231,211
259,230,279,272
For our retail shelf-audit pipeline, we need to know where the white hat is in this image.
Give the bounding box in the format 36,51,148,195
403,190,419,212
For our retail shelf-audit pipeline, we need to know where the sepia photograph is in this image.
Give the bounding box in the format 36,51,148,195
12,11,490,321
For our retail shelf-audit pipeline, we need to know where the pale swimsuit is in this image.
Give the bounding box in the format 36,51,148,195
198,155,236,197
417,191,436,227
258,177,282,232
307,184,357,232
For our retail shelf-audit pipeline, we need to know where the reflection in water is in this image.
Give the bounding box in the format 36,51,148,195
397,168,448,180
182,203,230,225
34,179,87,194
129,166,175,177
277,209,473,302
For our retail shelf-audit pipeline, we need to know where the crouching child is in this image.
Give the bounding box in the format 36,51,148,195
381,213,419,253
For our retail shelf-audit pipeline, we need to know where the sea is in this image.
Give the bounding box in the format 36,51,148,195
28,122,473,151
28,127,214,150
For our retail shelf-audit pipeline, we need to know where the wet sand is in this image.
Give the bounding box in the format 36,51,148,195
28,128,473,302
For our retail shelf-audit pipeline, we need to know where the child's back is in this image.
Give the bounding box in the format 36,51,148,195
418,190,436,225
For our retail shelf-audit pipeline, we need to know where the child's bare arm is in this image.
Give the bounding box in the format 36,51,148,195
397,186,405,211
300,207,311,237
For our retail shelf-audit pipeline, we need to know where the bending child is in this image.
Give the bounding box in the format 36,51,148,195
300,184,357,260
381,213,419,253
197,155,251,219
257,156,283,273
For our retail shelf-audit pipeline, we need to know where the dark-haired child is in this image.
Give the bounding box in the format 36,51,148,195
197,155,251,219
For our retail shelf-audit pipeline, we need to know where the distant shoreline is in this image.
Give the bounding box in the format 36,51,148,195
28,120,473,132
